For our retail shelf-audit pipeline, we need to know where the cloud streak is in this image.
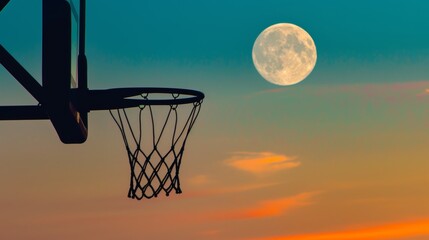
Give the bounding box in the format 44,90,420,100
226,152,300,175
248,219,429,240
185,182,280,198
212,192,319,221
314,80,429,103
250,81,429,104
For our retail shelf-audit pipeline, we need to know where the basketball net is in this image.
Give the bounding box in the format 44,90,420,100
109,93,202,199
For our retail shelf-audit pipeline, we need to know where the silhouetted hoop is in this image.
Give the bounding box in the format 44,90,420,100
83,87,204,111
101,87,204,200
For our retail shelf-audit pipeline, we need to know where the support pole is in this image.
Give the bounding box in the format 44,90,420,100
0,45,45,103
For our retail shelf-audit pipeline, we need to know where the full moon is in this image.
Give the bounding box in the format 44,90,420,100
252,23,317,86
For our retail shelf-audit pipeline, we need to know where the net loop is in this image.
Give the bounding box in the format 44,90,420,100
109,91,203,200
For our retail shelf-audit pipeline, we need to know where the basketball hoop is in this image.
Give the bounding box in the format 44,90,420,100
87,88,204,199
0,0,206,201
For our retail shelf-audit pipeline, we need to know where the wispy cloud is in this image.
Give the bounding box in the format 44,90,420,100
226,152,300,175
259,88,288,94
248,218,429,240
209,182,280,194
250,80,429,103
417,88,429,97
314,80,429,102
185,182,280,198
187,175,211,186
212,192,320,220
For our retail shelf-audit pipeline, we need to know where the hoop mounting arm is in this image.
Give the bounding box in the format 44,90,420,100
0,105,48,120
71,88,205,111
0,0,9,12
0,45,45,104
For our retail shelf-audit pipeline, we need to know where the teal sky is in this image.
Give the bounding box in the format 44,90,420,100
1,1,429,240
2,0,429,89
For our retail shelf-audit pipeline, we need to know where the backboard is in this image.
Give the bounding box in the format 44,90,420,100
0,0,9,12
70,0,79,88
42,0,87,143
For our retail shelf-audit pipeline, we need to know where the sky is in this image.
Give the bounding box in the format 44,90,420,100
1,0,429,239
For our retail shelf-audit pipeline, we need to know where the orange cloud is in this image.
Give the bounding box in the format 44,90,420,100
187,175,211,186
226,152,300,175
210,182,280,194
213,192,319,220
248,219,429,240
184,182,280,198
